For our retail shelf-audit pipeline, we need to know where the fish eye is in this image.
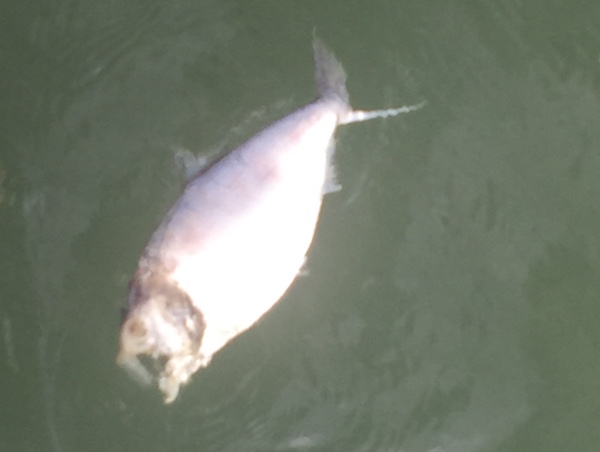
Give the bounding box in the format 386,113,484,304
126,319,148,338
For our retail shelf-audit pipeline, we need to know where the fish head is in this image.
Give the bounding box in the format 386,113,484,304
117,270,206,402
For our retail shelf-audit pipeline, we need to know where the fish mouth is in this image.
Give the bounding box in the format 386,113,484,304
117,350,193,404
118,278,207,403
117,312,206,403
117,352,155,388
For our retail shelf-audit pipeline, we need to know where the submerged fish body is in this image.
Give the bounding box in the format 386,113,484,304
118,39,423,403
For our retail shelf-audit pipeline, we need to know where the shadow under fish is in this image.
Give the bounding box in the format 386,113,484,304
117,38,424,403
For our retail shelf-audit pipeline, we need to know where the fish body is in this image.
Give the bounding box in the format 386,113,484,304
118,39,423,403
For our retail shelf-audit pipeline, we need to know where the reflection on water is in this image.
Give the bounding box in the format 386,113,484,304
3,0,600,451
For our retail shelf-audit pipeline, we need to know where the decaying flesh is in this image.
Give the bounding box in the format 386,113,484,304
117,39,424,403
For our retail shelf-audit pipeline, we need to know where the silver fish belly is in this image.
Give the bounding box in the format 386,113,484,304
117,39,424,403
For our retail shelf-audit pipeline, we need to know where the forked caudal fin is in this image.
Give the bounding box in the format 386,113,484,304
313,36,426,123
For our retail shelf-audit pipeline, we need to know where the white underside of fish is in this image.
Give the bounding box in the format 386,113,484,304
165,105,337,361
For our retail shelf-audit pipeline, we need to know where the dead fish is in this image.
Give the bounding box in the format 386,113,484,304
117,38,424,403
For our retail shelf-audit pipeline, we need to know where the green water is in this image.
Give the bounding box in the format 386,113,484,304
1,1,600,451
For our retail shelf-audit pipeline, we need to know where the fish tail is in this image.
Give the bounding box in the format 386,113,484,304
313,37,350,106
313,37,426,124
340,101,427,124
